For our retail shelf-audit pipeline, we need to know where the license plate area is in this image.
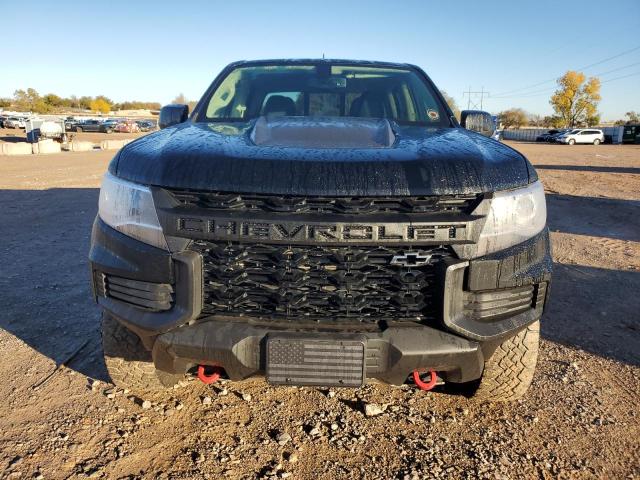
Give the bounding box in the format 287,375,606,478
266,334,366,388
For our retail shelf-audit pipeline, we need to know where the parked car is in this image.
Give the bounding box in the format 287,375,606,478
535,129,560,142
556,128,604,145
115,121,140,133
74,120,114,133
4,117,27,129
64,117,82,131
136,120,156,132
91,59,551,403
547,129,571,142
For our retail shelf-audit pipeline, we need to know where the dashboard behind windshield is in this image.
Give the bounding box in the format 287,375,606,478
198,63,451,127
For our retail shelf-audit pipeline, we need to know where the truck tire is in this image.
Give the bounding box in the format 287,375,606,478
101,313,182,393
76,127,83,132
473,321,540,402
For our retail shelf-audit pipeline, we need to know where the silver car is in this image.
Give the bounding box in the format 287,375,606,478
556,128,604,145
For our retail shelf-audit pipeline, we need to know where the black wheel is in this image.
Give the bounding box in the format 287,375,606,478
568,138,575,145
106,129,113,134
101,312,183,394
472,321,540,402
76,127,83,132
593,138,601,145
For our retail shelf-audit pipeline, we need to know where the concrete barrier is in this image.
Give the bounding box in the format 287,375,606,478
67,141,95,152
34,139,62,155
100,139,133,151
1,142,33,156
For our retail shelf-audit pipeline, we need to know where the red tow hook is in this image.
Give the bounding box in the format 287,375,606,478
413,369,438,391
197,365,223,384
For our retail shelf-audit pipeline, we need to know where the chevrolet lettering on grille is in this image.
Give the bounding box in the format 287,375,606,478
174,217,467,244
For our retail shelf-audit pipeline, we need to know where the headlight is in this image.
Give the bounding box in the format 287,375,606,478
98,172,168,250
475,181,546,257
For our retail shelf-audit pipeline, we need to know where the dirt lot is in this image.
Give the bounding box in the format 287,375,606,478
0,142,638,479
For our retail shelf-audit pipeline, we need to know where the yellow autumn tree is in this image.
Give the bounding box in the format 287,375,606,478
550,71,601,127
90,98,111,114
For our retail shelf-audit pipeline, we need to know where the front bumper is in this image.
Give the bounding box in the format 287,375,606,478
89,217,551,385
152,319,484,384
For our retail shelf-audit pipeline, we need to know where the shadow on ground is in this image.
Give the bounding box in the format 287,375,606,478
0,188,638,391
0,187,108,382
543,263,639,366
0,135,27,143
546,193,640,242
536,164,640,175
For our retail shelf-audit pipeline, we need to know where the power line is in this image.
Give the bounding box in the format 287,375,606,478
491,61,640,99
491,44,640,96
594,60,640,77
600,70,640,84
463,86,489,109
577,45,640,72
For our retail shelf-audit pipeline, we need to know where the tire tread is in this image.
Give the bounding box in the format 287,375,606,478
101,313,181,393
474,321,540,402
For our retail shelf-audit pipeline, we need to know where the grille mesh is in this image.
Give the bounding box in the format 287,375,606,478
169,191,480,215
193,241,451,323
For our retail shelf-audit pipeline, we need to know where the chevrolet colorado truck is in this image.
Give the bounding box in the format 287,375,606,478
90,59,551,401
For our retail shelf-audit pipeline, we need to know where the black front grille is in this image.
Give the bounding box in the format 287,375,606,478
169,190,480,215
193,241,452,323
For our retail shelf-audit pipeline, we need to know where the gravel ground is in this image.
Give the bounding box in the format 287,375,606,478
0,142,638,479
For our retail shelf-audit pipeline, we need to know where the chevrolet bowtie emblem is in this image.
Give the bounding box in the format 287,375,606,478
390,251,433,267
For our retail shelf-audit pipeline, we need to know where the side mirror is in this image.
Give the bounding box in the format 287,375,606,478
460,110,496,137
159,104,189,129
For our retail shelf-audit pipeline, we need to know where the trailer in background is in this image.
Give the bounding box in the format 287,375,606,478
25,118,67,143
622,125,640,144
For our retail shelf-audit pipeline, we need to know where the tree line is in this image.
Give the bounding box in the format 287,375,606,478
496,70,637,129
0,88,161,114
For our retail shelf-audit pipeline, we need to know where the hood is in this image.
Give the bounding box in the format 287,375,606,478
112,118,532,196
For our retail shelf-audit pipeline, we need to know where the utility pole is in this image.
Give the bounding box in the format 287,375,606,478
463,87,490,110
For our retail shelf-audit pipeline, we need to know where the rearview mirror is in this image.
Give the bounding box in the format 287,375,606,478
460,110,496,137
159,104,189,129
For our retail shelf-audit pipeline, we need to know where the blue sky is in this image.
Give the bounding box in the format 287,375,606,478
3,0,639,120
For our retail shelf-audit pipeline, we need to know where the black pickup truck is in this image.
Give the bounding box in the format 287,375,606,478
90,59,551,401
74,119,114,133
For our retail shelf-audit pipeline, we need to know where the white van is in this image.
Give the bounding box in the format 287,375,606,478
556,129,604,145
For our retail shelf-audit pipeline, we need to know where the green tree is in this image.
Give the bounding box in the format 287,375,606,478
440,90,460,120
542,115,564,128
528,113,543,127
615,111,640,125
115,101,162,110
0,98,11,108
43,93,64,108
172,93,188,105
172,93,197,111
78,96,93,110
13,88,41,111
550,71,601,127
498,108,528,128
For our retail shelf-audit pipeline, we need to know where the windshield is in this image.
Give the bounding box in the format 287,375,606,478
199,63,450,127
